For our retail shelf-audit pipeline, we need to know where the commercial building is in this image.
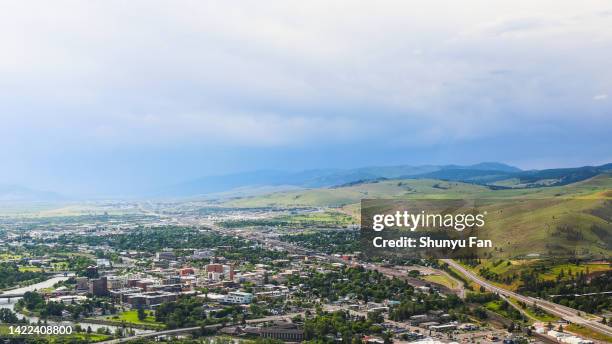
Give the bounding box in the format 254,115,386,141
259,322,304,342
89,277,108,296
223,291,253,304
124,291,179,308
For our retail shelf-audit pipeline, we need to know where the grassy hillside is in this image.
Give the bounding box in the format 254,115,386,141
225,175,612,258
225,175,612,208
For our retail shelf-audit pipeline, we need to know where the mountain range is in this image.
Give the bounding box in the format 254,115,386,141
155,162,519,198
3,162,611,201
157,162,612,198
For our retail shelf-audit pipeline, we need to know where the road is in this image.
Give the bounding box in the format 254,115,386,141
442,259,612,338
97,313,300,344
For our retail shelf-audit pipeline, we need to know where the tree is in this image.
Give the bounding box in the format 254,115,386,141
0,309,19,324
137,307,146,321
508,322,515,333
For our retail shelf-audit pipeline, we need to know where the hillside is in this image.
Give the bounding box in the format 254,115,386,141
224,175,612,258
225,174,612,208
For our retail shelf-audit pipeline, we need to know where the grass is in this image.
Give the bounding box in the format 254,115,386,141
18,266,43,272
422,273,459,289
539,263,611,281
507,297,559,322
52,261,69,270
103,310,165,329
484,300,523,321
0,253,22,260
461,259,612,292
445,264,481,291
566,323,612,343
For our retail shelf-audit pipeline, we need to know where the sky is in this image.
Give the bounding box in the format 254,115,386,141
0,1,611,197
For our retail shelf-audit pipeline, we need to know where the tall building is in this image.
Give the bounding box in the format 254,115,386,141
89,276,108,296
206,264,233,281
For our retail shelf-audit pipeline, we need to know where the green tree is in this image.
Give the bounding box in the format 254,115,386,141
137,307,146,321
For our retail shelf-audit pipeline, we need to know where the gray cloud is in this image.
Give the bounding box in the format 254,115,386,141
0,1,611,194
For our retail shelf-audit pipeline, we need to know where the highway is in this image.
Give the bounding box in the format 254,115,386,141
442,259,612,337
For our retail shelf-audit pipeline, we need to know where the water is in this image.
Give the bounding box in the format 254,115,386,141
0,276,152,335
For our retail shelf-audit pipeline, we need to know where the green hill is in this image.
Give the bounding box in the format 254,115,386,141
225,175,612,208
224,175,612,258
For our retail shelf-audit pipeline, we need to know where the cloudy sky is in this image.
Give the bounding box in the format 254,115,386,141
1,1,611,196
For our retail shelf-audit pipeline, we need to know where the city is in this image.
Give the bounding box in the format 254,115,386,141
1,196,610,344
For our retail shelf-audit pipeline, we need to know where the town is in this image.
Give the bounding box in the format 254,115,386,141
1,203,608,344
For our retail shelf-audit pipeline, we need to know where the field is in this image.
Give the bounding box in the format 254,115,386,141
0,202,143,218
538,263,611,281
18,266,43,272
566,324,612,343
102,310,165,329
484,300,523,321
422,273,459,289
506,298,559,322
460,259,612,292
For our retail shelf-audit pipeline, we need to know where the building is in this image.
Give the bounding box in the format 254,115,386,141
124,291,179,308
89,277,108,296
206,264,234,281
409,314,429,325
106,276,125,290
110,288,142,303
96,258,111,268
259,322,304,342
76,277,89,291
192,249,213,260
156,250,176,261
223,291,253,304
429,324,457,331
179,268,195,276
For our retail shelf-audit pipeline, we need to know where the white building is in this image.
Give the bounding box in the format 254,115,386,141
224,291,253,304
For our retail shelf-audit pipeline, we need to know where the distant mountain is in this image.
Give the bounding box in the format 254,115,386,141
413,163,612,188
442,162,522,173
0,184,65,202
156,162,521,197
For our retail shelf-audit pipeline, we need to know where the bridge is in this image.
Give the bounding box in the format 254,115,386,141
0,293,25,299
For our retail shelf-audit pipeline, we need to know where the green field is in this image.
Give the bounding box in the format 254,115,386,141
566,324,612,343
539,263,611,281
103,310,165,329
422,273,459,289
461,259,612,291
507,298,559,322
18,266,43,272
